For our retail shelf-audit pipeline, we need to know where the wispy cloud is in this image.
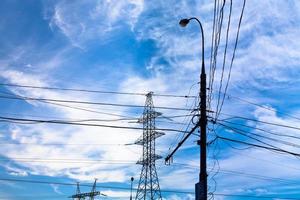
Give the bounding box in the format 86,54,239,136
48,0,144,48
0,0,300,198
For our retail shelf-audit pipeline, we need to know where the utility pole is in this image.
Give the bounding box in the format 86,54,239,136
165,18,207,200
196,50,207,200
135,92,164,200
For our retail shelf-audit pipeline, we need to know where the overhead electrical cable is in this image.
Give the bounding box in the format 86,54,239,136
217,0,247,118
217,91,300,121
0,95,192,111
0,157,137,164
209,0,218,83
0,91,131,117
218,122,294,153
218,119,300,140
0,112,138,122
166,98,198,156
208,0,219,103
0,178,298,199
0,177,194,194
0,141,129,146
218,122,300,149
215,0,232,119
217,113,300,131
226,145,300,171
209,0,226,108
0,116,187,133
0,83,196,98
217,136,300,157
0,91,195,122
1,157,299,186
0,113,187,126
170,162,300,184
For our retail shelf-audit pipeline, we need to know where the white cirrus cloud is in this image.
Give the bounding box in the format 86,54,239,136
47,0,144,48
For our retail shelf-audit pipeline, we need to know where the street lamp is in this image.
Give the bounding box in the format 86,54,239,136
179,18,205,74
179,17,207,200
130,177,134,200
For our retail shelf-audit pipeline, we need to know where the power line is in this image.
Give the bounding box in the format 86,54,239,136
218,118,300,140
0,111,193,127
208,0,219,110
218,113,300,131
0,95,192,111
2,157,300,186
0,90,132,118
208,0,226,111
0,177,193,194
161,114,195,119
0,88,196,122
170,163,300,184
3,157,296,184
224,144,300,172
0,116,187,133
213,193,299,199
166,98,198,156
0,111,193,123
215,0,233,119
218,122,300,149
0,83,196,98
0,195,68,199
0,112,139,122
11,158,299,186
217,136,300,157
208,0,217,83
0,177,298,199
0,91,194,123
215,91,300,121
0,113,188,126
218,122,299,157
5,158,298,184
217,0,247,118
0,158,137,164
0,142,126,146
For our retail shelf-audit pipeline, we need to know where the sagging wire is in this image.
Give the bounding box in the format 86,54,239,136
207,129,220,200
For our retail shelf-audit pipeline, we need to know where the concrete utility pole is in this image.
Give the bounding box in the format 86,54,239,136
180,17,207,200
165,18,207,200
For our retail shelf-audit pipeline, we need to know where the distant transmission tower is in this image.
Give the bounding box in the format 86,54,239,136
69,179,104,200
135,92,164,200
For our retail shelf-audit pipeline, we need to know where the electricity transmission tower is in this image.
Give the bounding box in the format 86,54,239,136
135,92,164,200
69,179,104,200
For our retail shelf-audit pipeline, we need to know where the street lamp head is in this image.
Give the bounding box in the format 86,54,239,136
179,18,190,27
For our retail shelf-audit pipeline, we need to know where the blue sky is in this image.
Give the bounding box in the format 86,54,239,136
0,0,300,199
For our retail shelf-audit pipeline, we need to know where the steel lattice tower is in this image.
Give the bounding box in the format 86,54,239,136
69,179,103,200
135,92,164,200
